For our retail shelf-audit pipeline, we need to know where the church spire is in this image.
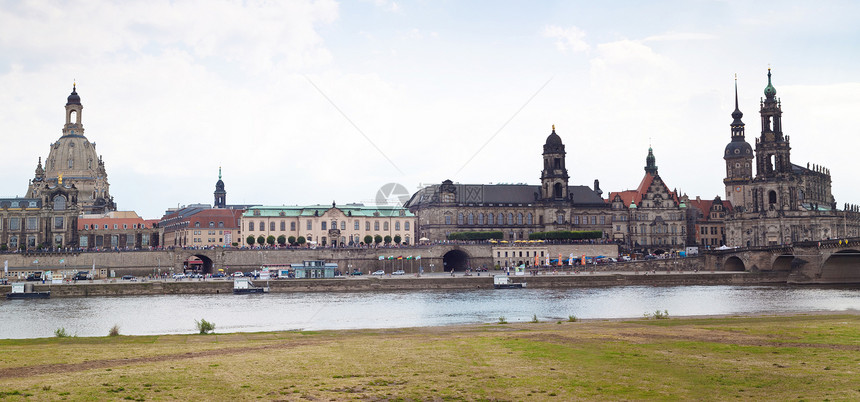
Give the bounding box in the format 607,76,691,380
645,147,658,175
731,75,745,138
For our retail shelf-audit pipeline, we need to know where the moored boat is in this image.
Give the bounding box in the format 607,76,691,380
6,282,51,299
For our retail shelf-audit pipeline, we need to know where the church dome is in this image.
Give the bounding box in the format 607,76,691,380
764,69,776,98
543,125,565,153
66,84,81,106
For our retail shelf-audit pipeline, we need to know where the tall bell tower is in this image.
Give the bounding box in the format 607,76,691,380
755,68,791,178
723,76,754,208
540,125,569,200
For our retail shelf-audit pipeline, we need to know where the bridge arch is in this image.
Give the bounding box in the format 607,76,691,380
442,249,470,272
772,254,794,271
820,249,860,282
724,256,745,271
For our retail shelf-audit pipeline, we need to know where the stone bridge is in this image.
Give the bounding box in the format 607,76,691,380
704,237,860,284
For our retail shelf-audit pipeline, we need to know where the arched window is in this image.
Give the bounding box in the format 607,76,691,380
527,213,533,225
507,213,513,225
488,213,494,225
355,221,360,230
468,213,474,225
498,213,504,225
52,195,66,211
374,221,380,230
259,221,264,231
404,221,410,231
384,222,389,231
209,221,215,228
457,213,464,225
395,221,401,230
280,221,286,231
195,222,200,228
366,221,371,231
249,222,255,231
218,221,224,228
517,213,523,225
478,213,484,225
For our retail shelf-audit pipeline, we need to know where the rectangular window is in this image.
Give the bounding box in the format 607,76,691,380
80,235,89,247
600,216,605,225
321,221,327,230
341,221,346,230
291,222,296,231
375,221,380,230
591,216,596,224
574,216,579,225
26,217,38,230
54,217,64,230
365,221,370,231
395,221,401,231
355,221,360,230
307,220,312,230
405,222,410,231
556,214,564,224
127,235,135,246
28,236,37,247
280,221,286,231
142,234,149,247
113,224,118,229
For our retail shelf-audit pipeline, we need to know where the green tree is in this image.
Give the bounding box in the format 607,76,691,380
288,236,296,245
256,235,265,246
297,236,306,245
374,235,383,244
277,235,286,246
266,235,276,246
363,235,373,245
384,235,392,244
246,235,255,247
393,234,402,244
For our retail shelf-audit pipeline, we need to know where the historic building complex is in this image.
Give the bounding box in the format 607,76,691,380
406,127,611,242
723,70,860,246
1,85,120,250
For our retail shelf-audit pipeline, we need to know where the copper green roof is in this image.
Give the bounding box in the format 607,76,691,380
242,204,413,218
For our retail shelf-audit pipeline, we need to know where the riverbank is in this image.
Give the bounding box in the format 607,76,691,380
1,271,790,297
0,313,857,400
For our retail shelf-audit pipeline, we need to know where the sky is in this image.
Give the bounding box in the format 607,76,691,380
1,0,859,219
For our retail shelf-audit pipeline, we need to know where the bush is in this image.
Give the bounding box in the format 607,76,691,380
277,235,286,246
529,230,603,241
393,235,401,244
364,235,373,245
374,235,383,244
498,316,508,324
531,314,539,323
54,327,70,338
196,318,215,334
266,235,276,246
288,236,296,245
108,324,120,337
296,236,306,245
256,236,265,246
246,235,255,246
447,231,503,241
654,310,669,319
568,315,578,322
383,235,392,244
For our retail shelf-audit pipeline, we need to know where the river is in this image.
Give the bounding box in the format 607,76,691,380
2,285,859,339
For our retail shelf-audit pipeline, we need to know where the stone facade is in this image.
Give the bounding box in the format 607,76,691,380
406,127,611,242
241,203,416,247
686,196,730,248
607,148,688,254
723,70,860,246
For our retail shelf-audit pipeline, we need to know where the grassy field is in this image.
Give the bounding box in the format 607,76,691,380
0,314,858,401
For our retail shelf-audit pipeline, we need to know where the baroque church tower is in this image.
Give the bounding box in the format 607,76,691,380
723,76,754,208
27,85,115,214
540,125,569,200
755,68,792,180
214,167,226,208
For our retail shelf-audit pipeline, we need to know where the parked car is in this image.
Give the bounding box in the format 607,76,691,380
371,270,385,276
72,271,91,280
121,275,136,281
351,270,362,276
392,270,405,275
212,273,226,278
620,256,632,261
232,272,244,277
26,272,43,281
172,273,186,279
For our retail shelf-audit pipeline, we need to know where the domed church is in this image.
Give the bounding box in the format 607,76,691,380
26,84,116,214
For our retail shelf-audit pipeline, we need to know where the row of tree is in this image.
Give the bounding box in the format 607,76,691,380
528,230,603,240
446,231,504,241
245,234,405,247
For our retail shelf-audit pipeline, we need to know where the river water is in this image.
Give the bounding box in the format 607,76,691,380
2,285,859,339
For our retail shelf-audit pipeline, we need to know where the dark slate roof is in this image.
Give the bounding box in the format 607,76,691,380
406,183,606,208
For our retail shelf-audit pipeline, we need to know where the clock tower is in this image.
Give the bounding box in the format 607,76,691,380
723,77,753,209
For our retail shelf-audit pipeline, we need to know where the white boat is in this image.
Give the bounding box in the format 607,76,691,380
233,277,269,294
493,276,525,289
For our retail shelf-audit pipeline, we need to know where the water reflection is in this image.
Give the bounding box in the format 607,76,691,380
1,285,858,339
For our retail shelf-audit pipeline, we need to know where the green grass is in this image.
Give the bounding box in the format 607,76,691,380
0,314,858,400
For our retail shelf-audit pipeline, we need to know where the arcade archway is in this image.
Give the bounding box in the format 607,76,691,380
185,255,214,274
821,249,860,282
442,249,470,272
772,254,794,271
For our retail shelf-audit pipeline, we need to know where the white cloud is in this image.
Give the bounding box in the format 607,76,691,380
543,25,590,53
643,32,718,42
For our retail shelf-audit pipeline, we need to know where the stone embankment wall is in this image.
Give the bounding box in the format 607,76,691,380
1,271,789,298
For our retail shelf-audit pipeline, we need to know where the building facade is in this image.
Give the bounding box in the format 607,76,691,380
607,148,688,254
78,211,159,250
241,203,415,247
724,70,860,246
686,196,731,248
406,127,612,242
160,206,244,248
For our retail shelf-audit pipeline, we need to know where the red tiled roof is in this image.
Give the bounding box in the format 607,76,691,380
608,173,679,207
